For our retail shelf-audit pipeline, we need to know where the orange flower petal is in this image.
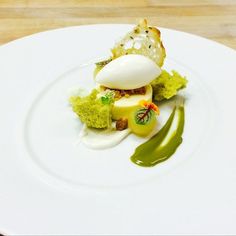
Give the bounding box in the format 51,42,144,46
139,100,160,115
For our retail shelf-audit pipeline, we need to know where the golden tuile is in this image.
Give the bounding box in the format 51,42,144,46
111,19,166,67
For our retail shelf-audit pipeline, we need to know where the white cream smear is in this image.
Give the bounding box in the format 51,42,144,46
79,123,131,149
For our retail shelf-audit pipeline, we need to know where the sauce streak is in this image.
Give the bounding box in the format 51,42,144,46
130,105,185,167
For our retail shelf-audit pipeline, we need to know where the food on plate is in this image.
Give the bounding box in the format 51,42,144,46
95,54,161,120
70,89,112,129
151,70,187,101
128,100,159,136
131,104,185,167
69,19,187,167
79,124,130,149
110,84,153,120
111,18,166,67
96,54,161,89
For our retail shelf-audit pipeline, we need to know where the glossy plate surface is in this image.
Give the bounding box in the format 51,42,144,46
0,24,236,235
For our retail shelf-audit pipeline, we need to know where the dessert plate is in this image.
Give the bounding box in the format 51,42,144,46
0,24,236,235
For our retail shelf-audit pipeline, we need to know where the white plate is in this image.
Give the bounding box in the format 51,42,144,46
0,24,236,235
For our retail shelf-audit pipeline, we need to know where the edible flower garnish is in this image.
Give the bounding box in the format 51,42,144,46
139,100,160,115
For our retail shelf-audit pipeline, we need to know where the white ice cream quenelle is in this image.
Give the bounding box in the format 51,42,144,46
95,54,161,89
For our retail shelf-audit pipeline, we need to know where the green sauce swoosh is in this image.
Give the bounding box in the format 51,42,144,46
131,105,185,167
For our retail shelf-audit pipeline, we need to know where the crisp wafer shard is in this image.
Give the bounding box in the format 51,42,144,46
111,19,166,67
